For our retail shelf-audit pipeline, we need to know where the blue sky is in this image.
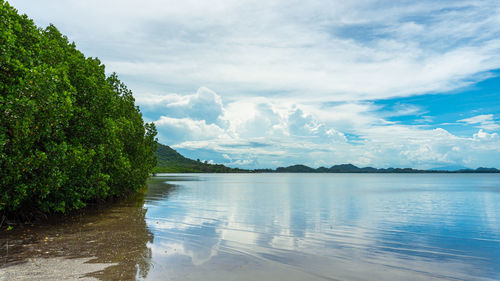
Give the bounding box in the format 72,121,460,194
11,0,500,169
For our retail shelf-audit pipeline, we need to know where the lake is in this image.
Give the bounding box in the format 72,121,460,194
1,173,500,280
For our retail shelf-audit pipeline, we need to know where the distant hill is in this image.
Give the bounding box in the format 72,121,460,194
154,145,500,173
276,164,315,173
154,143,247,173
266,164,500,173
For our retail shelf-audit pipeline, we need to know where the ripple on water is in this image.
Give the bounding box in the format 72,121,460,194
1,174,500,281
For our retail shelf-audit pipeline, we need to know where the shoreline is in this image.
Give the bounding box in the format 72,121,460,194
0,257,115,281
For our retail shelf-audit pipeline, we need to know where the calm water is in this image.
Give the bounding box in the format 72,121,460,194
2,174,500,280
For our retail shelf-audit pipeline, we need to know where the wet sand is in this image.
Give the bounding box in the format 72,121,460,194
0,190,154,281
0,257,114,281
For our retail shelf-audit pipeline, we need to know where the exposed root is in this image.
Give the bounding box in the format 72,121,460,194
0,214,5,228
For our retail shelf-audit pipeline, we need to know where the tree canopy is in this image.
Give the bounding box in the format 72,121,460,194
0,1,157,215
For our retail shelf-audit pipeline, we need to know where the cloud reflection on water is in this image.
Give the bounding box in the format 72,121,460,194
142,174,500,281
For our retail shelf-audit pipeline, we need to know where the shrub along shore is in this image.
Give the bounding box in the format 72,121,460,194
0,1,157,224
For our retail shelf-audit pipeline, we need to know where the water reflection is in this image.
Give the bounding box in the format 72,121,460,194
143,174,500,281
2,174,500,280
0,177,176,280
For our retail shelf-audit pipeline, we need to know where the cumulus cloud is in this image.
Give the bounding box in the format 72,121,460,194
11,0,500,168
167,87,223,124
137,87,226,125
155,116,227,144
152,88,500,169
288,107,346,142
473,129,499,141
224,100,286,138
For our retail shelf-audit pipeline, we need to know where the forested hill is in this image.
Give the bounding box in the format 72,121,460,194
155,144,500,173
259,164,500,173
154,143,247,173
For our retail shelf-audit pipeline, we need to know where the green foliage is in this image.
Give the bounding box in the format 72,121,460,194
0,1,157,214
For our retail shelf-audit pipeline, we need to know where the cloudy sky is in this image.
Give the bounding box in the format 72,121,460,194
11,0,500,169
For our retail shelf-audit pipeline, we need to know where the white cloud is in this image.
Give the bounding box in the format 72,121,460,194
155,116,228,144
458,114,500,131
10,0,500,102
473,129,499,141
288,107,346,142
8,0,500,168
138,87,226,125
224,100,287,139
152,88,500,169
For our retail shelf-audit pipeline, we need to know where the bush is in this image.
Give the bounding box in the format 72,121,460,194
0,1,157,214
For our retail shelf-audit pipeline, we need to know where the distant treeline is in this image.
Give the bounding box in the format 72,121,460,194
254,164,500,173
1,2,157,216
155,145,500,174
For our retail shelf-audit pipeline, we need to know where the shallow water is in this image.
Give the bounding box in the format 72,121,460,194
2,174,500,280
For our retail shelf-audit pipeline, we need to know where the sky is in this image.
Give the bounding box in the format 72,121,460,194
10,0,500,169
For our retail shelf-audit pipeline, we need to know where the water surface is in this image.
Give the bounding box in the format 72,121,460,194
2,174,500,280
